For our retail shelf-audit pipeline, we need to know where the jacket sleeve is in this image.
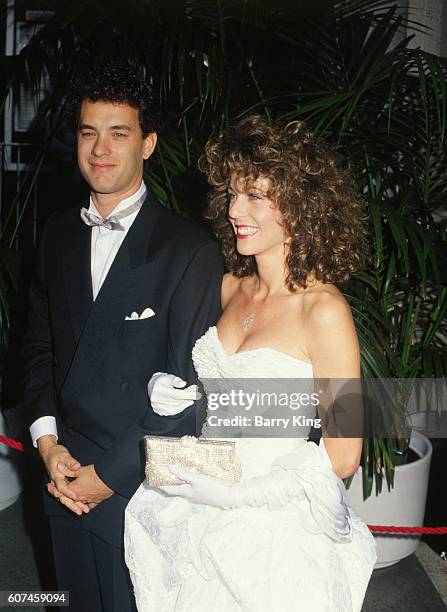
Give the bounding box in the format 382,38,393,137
22,218,58,430
94,240,223,498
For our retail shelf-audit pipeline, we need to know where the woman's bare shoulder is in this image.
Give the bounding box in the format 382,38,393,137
301,283,360,377
221,273,243,308
301,282,353,328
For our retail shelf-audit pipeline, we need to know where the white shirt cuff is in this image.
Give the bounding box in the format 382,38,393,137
29,416,58,448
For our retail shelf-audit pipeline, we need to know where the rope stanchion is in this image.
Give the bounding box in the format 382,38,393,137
367,525,447,534
0,436,446,535
0,434,25,453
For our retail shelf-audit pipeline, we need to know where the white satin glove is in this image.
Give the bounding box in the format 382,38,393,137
159,463,307,508
159,465,239,507
158,441,352,542
148,372,201,416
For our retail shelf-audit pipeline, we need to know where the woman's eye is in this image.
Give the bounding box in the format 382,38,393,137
248,193,262,200
227,192,236,201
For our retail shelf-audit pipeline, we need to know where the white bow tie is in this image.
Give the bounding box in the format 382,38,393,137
80,191,147,230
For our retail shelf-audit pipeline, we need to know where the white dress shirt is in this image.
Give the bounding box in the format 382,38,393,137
29,182,147,447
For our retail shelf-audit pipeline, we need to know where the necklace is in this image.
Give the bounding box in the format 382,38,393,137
242,281,288,332
243,312,254,332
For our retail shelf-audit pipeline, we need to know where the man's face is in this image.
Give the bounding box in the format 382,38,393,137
77,99,156,197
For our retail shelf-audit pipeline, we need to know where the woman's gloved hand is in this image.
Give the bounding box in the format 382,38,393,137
148,372,201,416
157,441,353,543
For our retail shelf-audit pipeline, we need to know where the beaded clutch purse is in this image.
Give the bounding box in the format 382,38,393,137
144,435,242,486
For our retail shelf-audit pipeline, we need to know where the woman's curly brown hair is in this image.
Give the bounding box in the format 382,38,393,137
199,114,369,290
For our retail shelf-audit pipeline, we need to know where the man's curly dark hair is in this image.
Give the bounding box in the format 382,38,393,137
66,62,160,136
199,114,369,290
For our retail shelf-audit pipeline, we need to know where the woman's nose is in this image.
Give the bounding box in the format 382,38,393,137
229,194,247,218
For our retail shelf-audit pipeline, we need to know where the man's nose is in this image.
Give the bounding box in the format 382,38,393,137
91,135,111,157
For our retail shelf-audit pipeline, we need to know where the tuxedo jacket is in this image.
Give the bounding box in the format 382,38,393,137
23,190,223,546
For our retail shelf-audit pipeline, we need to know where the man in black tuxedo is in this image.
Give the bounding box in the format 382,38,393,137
23,64,222,611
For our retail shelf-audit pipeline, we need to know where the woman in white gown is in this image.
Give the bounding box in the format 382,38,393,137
125,115,377,611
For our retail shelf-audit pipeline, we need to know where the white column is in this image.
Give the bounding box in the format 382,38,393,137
407,0,447,57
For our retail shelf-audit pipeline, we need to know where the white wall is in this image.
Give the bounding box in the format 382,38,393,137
407,0,447,57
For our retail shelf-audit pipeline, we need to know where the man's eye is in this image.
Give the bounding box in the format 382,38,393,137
114,132,126,138
81,131,95,138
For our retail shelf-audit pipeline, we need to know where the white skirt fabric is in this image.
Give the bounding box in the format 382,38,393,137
125,438,377,612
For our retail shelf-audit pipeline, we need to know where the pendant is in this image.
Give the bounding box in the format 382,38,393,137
243,313,254,332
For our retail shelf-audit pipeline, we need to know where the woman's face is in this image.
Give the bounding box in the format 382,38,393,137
228,174,286,257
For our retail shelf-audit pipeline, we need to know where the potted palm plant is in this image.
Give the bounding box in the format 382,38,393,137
273,2,447,567
2,0,446,553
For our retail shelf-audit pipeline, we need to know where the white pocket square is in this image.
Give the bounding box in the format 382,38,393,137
125,308,155,321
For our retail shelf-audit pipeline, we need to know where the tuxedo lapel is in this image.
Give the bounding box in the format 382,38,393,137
61,193,163,402
127,189,164,268
63,215,93,343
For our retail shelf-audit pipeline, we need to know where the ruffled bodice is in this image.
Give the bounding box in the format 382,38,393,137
192,325,314,379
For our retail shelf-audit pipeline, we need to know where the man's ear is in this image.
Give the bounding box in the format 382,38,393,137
143,132,157,160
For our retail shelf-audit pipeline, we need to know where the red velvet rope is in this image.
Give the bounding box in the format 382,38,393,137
0,434,25,452
1,435,446,535
367,525,447,534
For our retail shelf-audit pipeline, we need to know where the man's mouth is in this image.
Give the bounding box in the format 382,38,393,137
89,163,115,170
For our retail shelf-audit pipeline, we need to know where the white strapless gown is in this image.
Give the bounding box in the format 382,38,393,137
125,326,377,611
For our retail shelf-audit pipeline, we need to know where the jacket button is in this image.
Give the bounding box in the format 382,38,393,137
120,382,129,392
